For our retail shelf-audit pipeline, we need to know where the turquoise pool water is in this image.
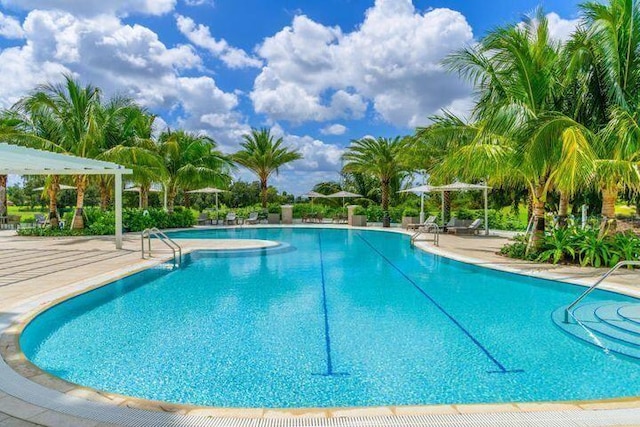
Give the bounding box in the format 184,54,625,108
20,228,640,408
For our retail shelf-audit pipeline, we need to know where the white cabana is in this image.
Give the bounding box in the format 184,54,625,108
0,143,132,248
326,190,362,207
400,182,492,235
186,187,228,221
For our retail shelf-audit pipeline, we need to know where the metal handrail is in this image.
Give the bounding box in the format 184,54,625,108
564,260,640,323
141,227,182,267
411,223,440,246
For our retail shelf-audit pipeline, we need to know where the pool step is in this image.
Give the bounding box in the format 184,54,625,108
552,301,640,360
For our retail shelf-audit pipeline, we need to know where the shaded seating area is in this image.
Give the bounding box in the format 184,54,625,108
302,213,323,223
196,212,212,225
245,211,259,224
407,215,437,231
225,212,238,225
447,218,483,235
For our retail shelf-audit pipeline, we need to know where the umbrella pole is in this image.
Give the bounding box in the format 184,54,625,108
216,193,219,225
420,192,425,224
484,186,489,236
441,191,445,226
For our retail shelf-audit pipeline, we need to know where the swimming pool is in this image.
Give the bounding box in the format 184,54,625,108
19,228,640,408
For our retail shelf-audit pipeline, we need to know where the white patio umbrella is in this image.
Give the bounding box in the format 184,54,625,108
432,182,492,235
302,190,327,213
399,184,439,224
326,190,362,207
186,187,228,221
399,182,492,235
33,184,76,191
124,186,162,208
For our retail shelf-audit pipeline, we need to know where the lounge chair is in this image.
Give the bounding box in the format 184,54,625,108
225,212,237,225
34,214,46,228
407,215,437,231
245,211,259,225
447,218,482,235
196,212,211,225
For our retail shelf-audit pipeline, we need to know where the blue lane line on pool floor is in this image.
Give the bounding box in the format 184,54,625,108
314,232,349,377
356,233,523,375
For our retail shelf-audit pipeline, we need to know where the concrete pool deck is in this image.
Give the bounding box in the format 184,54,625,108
0,225,639,426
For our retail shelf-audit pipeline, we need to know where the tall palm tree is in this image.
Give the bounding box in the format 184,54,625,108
158,129,232,212
232,128,302,208
342,136,411,227
418,12,594,247
561,0,640,232
15,75,103,229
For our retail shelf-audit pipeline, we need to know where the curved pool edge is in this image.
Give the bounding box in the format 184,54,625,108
1,226,640,425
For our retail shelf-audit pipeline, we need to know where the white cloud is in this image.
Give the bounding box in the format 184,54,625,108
320,123,347,135
0,9,245,156
184,0,213,6
0,11,24,38
1,0,176,17
545,12,580,42
175,14,262,69
251,0,474,128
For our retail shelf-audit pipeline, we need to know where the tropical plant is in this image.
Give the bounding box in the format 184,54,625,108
416,11,594,248
342,136,411,227
158,129,232,212
232,128,302,208
536,228,576,264
576,228,612,268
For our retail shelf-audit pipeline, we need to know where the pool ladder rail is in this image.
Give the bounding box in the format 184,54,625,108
141,227,182,268
410,223,440,247
564,260,640,323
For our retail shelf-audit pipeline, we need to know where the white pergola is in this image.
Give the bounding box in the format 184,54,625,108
0,143,132,249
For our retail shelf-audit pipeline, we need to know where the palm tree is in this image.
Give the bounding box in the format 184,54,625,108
14,75,103,229
96,103,165,209
342,136,411,227
418,12,594,248
561,0,640,232
158,129,232,212
232,128,302,208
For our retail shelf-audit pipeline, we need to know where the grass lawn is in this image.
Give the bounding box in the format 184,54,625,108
7,206,47,219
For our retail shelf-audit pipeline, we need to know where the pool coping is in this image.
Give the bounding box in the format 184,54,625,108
1,225,640,426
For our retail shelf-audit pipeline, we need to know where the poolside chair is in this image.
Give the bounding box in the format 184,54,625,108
407,215,437,231
245,211,259,225
34,214,46,228
225,212,237,225
196,212,211,226
447,218,482,235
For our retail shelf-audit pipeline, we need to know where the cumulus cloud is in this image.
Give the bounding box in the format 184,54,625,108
0,11,24,38
0,9,244,157
545,12,580,42
251,0,474,128
184,0,213,6
320,123,347,135
0,0,176,17
175,14,262,69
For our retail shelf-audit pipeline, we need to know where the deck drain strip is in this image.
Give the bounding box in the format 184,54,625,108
356,233,522,374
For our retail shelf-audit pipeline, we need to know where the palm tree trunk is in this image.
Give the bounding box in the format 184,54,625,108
184,192,191,208
260,178,268,209
381,180,390,227
99,177,111,211
0,175,6,218
527,192,533,224
140,185,149,209
72,175,87,230
167,185,177,213
600,186,618,235
47,175,60,229
443,191,451,223
557,191,569,229
530,185,546,251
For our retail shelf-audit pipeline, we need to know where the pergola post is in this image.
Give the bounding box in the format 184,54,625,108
115,173,123,249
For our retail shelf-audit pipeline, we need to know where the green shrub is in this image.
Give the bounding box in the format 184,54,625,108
353,206,367,215
402,207,419,217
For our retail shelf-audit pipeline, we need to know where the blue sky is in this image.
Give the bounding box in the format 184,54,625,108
0,0,582,194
